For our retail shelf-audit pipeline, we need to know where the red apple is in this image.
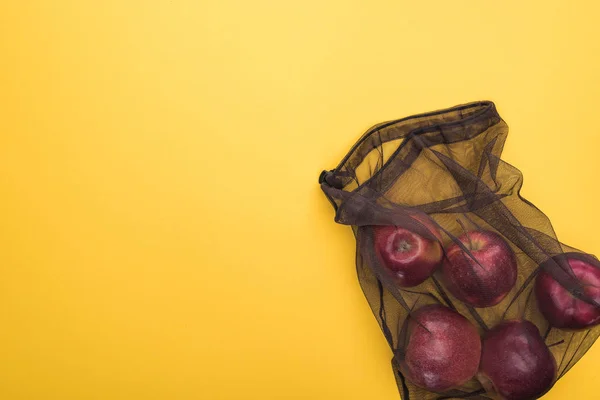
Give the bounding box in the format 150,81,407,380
479,320,556,400
441,230,517,307
535,255,600,330
373,211,443,287
400,304,481,393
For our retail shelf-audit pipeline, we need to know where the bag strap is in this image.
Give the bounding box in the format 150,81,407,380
319,101,500,211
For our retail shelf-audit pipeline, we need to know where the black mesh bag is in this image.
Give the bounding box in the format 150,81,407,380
319,101,600,400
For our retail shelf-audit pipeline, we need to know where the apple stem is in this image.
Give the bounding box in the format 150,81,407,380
456,219,473,249
548,339,565,348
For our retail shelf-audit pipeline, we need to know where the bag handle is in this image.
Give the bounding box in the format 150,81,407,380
319,101,499,191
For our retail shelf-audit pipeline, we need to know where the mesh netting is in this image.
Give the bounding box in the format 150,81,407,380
319,101,600,400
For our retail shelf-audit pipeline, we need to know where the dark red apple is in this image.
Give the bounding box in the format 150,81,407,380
479,320,556,400
373,211,443,287
442,230,517,307
400,304,481,393
535,255,600,330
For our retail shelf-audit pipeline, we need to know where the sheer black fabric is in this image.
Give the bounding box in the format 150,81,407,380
319,101,600,399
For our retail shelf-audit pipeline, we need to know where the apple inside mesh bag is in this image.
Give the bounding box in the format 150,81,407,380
319,101,600,399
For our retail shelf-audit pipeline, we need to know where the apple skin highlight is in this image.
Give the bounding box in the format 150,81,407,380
535,256,600,330
373,212,443,288
442,230,517,308
400,304,481,393
479,320,556,400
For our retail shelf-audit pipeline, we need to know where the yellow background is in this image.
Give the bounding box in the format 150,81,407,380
1,1,599,399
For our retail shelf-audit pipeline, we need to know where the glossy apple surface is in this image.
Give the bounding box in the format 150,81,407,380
535,255,600,330
479,320,556,400
373,211,443,287
442,230,517,307
400,304,481,393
